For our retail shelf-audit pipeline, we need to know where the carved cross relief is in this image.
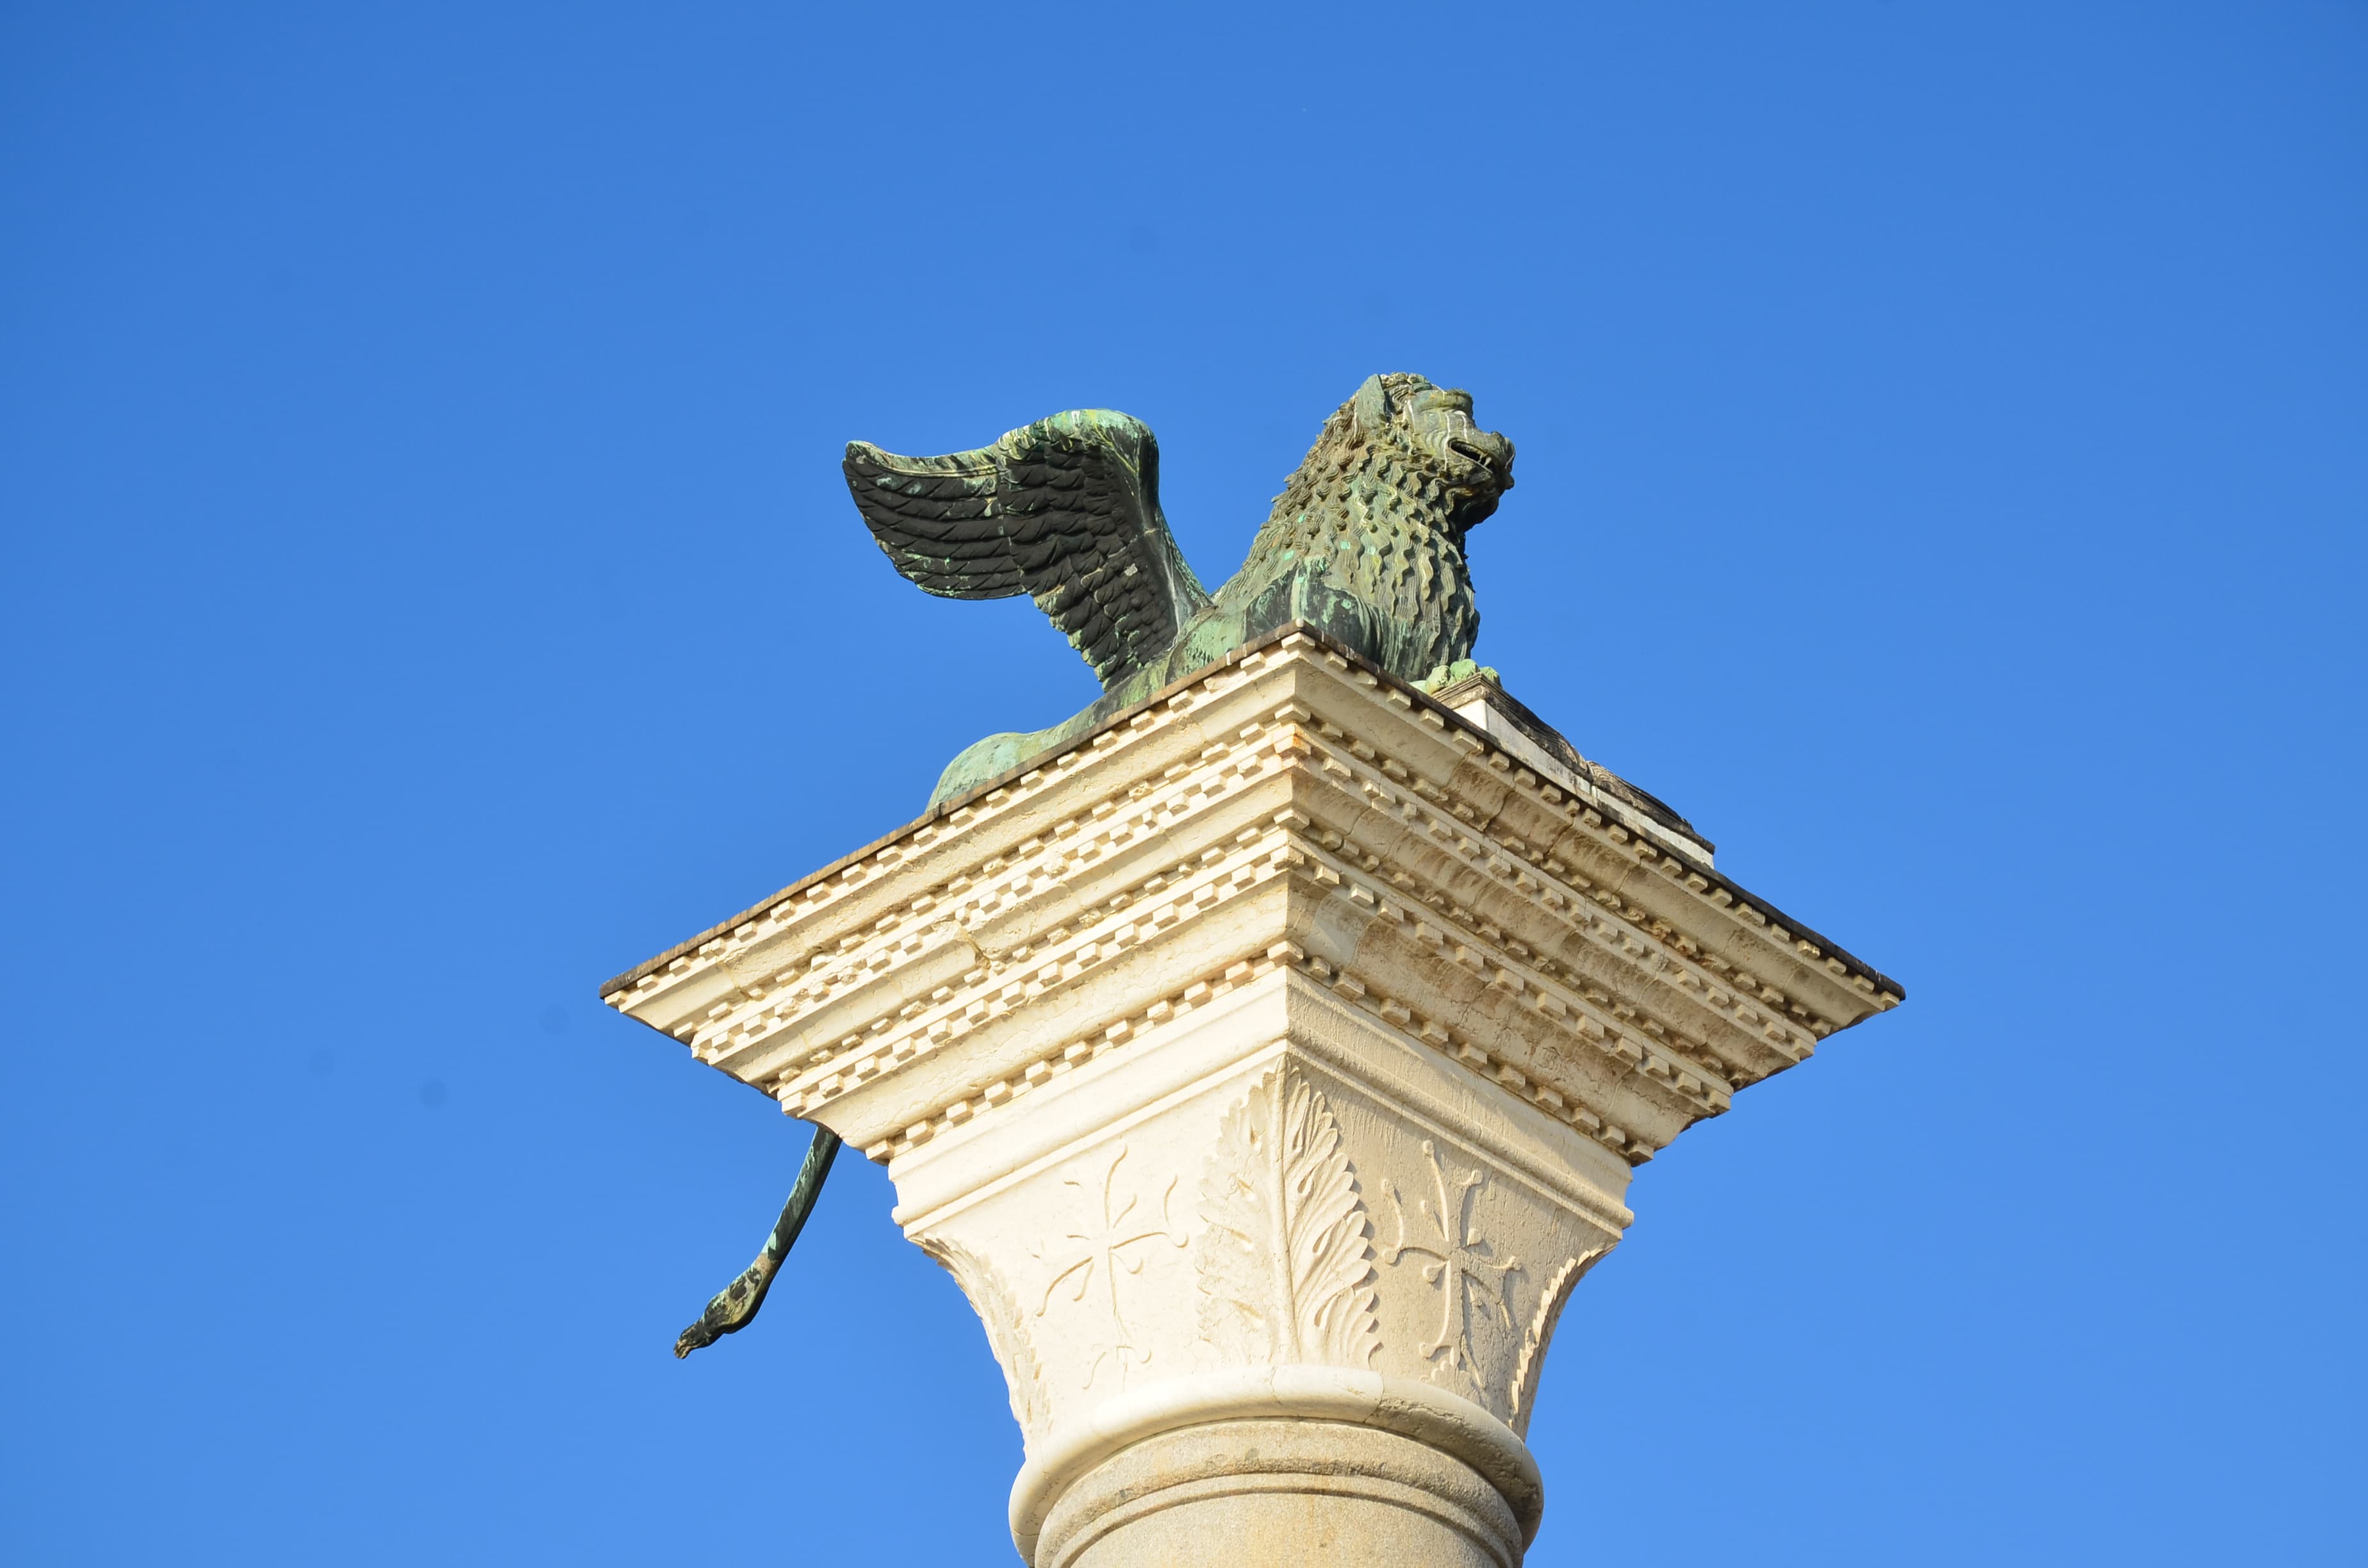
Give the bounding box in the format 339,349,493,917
1381,1138,1522,1394
1032,1141,1187,1391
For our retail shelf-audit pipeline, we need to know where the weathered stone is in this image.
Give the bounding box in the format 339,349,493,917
603,627,1900,1565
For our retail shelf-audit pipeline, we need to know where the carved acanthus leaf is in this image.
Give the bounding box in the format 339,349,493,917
1508,1248,1604,1437
925,1237,1048,1444
1196,1063,1380,1366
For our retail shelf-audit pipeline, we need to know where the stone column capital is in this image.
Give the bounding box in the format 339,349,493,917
607,626,1900,1565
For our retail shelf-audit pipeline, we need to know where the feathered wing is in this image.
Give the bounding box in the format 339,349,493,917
844,410,1212,692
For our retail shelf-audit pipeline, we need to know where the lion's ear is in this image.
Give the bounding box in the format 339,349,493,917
1352,374,1393,432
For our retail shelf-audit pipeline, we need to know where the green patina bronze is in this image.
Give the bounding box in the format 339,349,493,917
675,375,1514,1356
846,373,1515,804
672,1123,839,1359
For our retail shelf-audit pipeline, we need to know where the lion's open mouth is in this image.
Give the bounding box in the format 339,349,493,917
1447,437,1503,476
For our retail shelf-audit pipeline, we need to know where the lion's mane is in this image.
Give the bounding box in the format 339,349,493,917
1218,373,1493,680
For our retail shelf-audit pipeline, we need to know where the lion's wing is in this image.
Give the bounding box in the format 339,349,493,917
844,410,1210,693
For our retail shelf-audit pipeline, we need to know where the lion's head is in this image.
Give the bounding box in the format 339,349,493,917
1260,373,1515,544
1358,373,1516,523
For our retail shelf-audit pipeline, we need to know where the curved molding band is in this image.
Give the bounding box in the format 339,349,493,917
1008,1365,1544,1562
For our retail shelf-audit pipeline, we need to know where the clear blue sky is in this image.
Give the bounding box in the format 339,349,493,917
4,4,2362,1563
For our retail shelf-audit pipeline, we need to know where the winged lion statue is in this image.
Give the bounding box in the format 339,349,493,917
848,372,1513,803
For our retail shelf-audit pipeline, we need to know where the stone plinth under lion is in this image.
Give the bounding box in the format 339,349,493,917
605,628,1900,1566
